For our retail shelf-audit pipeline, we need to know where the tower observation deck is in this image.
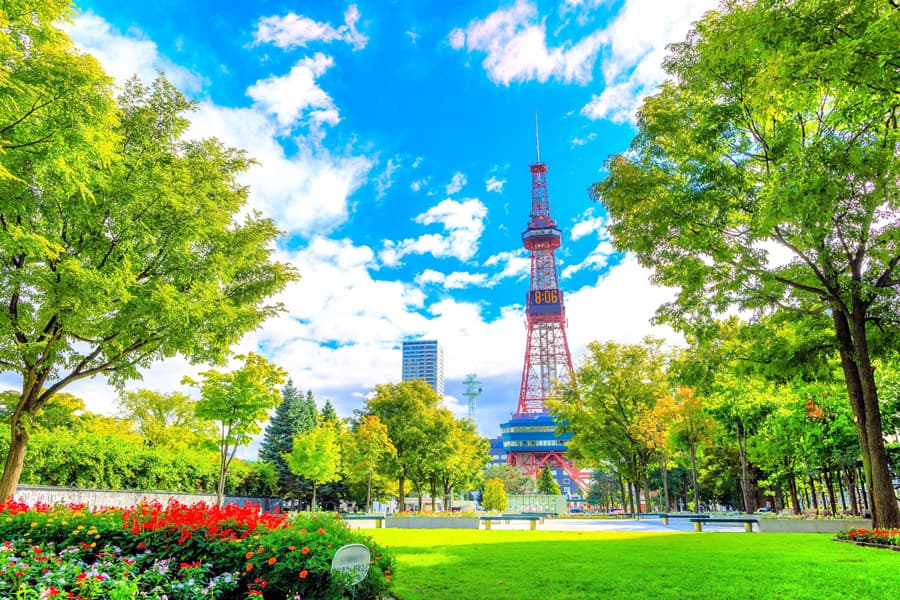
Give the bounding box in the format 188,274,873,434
500,130,589,495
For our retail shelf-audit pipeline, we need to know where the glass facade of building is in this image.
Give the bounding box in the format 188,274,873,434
401,339,445,396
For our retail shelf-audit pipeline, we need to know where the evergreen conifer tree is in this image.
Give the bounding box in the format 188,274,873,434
538,463,562,495
259,380,317,500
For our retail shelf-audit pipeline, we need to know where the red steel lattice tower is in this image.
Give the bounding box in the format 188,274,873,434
502,127,588,493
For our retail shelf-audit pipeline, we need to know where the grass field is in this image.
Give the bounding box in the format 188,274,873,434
366,529,900,599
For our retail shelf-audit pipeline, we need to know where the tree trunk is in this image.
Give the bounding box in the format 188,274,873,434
858,466,869,514
845,468,859,516
0,414,29,502
617,475,626,512
809,476,819,512
641,475,652,513
837,469,847,512
787,471,801,515
735,421,754,513
398,467,406,512
823,469,837,516
311,481,317,511
216,448,227,507
659,459,671,513
689,445,700,514
833,308,900,528
365,473,372,512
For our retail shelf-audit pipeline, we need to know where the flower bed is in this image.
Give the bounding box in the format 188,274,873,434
834,528,900,550
0,499,394,599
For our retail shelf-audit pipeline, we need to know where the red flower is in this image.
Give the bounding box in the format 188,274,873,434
268,557,277,565
299,570,308,579
301,547,310,555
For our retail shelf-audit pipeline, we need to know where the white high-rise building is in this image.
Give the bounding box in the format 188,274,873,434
401,339,445,396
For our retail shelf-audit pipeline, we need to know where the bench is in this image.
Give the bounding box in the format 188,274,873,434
690,517,758,532
480,515,541,530
520,512,556,523
659,513,709,525
635,512,664,520
340,514,386,528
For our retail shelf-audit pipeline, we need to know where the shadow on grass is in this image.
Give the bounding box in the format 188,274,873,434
366,530,900,600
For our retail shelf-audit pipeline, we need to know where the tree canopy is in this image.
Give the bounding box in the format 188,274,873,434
259,381,318,499
0,4,296,501
288,419,342,511
593,0,900,527
187,353,287,505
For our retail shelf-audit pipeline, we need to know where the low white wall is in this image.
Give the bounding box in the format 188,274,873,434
757,518,872,533
13,485,281,512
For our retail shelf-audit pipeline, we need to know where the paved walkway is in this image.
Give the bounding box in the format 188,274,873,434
345,516,753,533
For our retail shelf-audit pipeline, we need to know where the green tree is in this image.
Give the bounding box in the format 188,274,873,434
437,418,490,510
481,478,508,512
259,381,318,499
343,415,396,512
537,463,561,496
116,389,214,450
551,338,671,513
631,393,678,512
669,387,717,514
483,464,535,496
188,353,288,506
593,0,900,527
288,419,342,510
0,14,296,500
365,380,441,506
1,390,87,432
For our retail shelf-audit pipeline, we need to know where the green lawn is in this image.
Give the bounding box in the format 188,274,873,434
365,529,900,599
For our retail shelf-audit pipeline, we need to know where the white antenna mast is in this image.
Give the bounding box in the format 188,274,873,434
535,112,541,163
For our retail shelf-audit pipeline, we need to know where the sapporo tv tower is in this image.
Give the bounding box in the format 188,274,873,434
500,120,588,494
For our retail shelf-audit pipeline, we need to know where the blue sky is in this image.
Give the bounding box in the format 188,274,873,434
5,0,721,453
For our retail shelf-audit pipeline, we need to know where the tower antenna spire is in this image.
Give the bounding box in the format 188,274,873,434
535,112,541,163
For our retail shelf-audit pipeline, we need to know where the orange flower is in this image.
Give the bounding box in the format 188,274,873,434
288,545,295,551
246,563,254,571
245,551,254,559
268,557,277,565
386,575,392,583
257,546,264,554
300,529,308,534
317,528,325,535
384,569,391,575
299,570,308,579
301,547,310,555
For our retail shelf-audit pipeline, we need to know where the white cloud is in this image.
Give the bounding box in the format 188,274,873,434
187,104,371,236
581,0,718,123
570,212,607,241
246,54,338,130
254,4,368,51
570,132,597,146
410,178,429,193
375,157,401,198
561,241,613,278
66,12,204,92
446,172,467,195
415,269,491,290
486,176,506,193
564,255,682,355
379,198,488,264
448,0,605,85
483,249,531,281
